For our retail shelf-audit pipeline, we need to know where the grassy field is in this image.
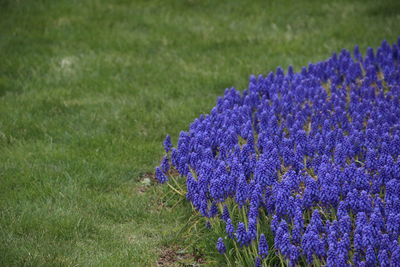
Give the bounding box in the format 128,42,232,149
0,0,399,266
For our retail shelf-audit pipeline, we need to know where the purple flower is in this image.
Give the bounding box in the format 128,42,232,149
163,134,172,153
302,176,319,208
339,215,351,235
289,245,300,266
302,224,321,264
217,237,226,254
366,245,376,266
155,167,168,184
353,233,363,264
248,217,257,242
326,238,337,266
371,206,385,232
236,222,248,247
337,233,350,266
391,243,400,267
186,172,197,201
161,155,170,173
378,249,389,267
279,232,291,258
310,209,324,233
156,38,400,267
226,219,235,239
235,175,247,209
208,201,218,218
362,224,376,248
258,233,269,258
271,215,279,234
255,256,262,267
171,148,178,168
222,204,230,222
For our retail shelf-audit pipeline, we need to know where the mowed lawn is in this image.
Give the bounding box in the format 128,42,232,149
0,0,399,266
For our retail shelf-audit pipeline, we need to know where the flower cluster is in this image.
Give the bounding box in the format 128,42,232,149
156,38,400,266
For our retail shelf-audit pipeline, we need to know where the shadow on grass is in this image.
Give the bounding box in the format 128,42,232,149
366,0,400,17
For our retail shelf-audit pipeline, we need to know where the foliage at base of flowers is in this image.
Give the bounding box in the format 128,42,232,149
156,38,400,266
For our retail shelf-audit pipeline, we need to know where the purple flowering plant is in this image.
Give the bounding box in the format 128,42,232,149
156,38,400,266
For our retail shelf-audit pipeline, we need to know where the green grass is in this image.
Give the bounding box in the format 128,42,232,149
0,0,399,266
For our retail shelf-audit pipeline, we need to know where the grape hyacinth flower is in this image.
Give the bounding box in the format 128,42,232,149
155,167,167,184
255,256,262,267
163,134,172,153
222,204,230,222
236,222,249,247
155,38,400,266
258,233,269,259
216,237,226,255
161,155,170,173
226,218,235,239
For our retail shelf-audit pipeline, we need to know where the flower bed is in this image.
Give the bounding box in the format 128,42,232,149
156,38,400,266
